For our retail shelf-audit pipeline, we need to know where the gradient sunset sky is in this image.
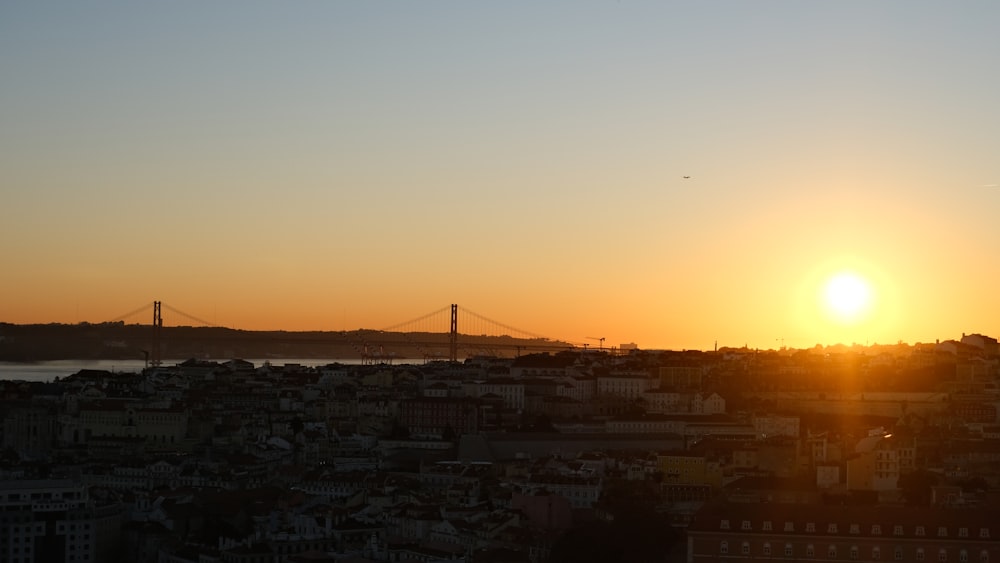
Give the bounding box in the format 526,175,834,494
2,2,998,351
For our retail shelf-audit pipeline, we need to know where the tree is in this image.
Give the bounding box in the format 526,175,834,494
532,413,555,432
549,508,679,563
898,469,938,506
958,476,988,493
389,418,410,439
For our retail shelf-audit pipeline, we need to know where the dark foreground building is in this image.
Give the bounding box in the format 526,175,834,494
687,500,1000,563
0,479,125,563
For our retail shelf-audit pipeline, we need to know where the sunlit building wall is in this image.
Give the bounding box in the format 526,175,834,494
657,453,723,488
596,372,652,400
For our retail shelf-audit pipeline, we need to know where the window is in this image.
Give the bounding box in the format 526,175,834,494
873,547,881,560
742,520,752,531
916,526,926,536
764,520,773,531
719,541,728,554
786,544,794,557
850,524,860,534
980,551,989,563
894,525,904,536
896,548,904,561
764,543,772,556
807,544,815,557
828,524,839,533
982,528,991,539
961,550,969,563
742,542,751,555
807,523,816,533
940,549,948,562
851,546,859,560
917,548,925,561
829,546,837,558
872,525,882,535
784,522,794,532
720,519,730,530
960,528,969,538
939,527,949,537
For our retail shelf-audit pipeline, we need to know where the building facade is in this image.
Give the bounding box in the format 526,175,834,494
687,500,1000,563
0,479,125,563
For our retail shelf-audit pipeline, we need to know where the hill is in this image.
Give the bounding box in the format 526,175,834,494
0,322,573,362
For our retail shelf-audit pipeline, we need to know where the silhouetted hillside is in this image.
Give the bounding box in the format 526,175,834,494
0,322,572,362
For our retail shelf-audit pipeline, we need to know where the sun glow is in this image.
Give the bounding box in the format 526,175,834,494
822,271,873,324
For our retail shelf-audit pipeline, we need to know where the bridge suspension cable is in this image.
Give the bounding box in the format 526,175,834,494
109,302,154,324
379,305,452,333
108,301,553,348
378,305,546,340
459,306,546,340
160,303,220,328
101,300,564,363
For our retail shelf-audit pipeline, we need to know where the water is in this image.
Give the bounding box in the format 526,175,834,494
0,358,374,383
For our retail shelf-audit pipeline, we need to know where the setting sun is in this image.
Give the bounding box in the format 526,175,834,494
822,271,873,324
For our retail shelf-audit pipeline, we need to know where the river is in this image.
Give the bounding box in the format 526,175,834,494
0,358,376,383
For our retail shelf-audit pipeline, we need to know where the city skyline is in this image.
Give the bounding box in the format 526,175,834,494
2,2,999,351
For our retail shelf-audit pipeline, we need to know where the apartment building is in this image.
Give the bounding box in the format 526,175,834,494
687,500,1000,562
0,479,125,563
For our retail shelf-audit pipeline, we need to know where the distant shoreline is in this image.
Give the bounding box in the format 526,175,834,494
0,357,378,384
0,322,574,363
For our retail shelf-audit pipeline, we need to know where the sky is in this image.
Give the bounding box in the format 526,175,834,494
2,2,998,351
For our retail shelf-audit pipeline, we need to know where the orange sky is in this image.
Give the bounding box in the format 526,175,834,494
2,3,999,351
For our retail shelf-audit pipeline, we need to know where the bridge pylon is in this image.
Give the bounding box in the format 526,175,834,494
449,304,458,363
152,301,163,367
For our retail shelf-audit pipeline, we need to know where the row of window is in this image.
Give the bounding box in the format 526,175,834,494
4,491,83,502
719,541,988,562
720,519,990,538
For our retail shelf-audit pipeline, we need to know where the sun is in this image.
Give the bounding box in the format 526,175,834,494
822,271,873,324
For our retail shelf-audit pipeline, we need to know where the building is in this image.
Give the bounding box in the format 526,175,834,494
847,434,915,493
753,414,801,439
596,372,653,400
1,404,57,460
399,397,480,439
687,500,1000,562
0,479,125,563
659,366,704,390
691,393,726,415
524,474,601,509
510,490,573,531
961,333,999,357
657,453,723,489
470,378,525,411
76,400,188,446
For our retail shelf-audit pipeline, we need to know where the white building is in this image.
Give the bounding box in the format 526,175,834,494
691,392,726,415
470,378,525,411
596,372,652,400
642,389,685,413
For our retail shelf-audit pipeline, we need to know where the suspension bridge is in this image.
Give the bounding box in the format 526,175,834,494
107,302,574,365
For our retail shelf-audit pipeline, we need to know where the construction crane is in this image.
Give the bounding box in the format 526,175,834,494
586,336,605,350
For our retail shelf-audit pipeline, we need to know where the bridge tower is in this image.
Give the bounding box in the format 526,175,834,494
449,304,458,363
152,301,163,367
